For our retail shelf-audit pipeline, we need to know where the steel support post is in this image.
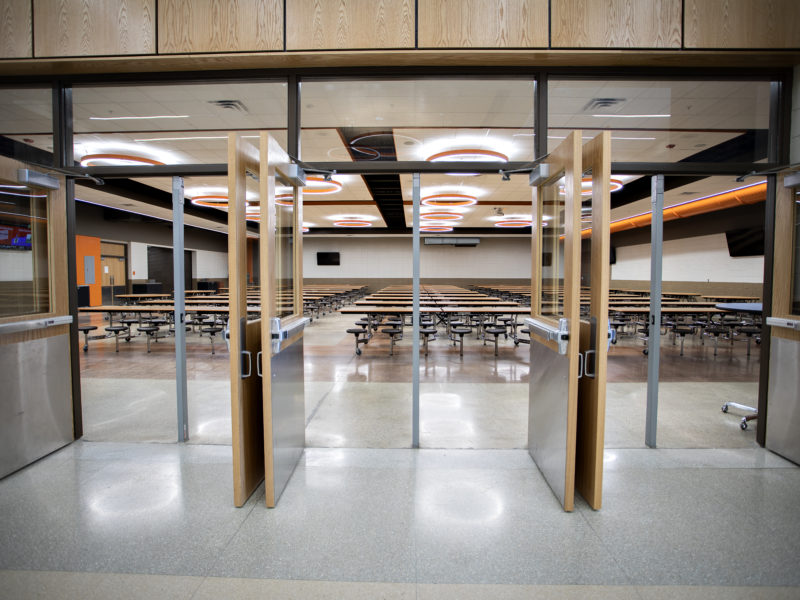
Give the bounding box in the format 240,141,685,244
645,175,664,448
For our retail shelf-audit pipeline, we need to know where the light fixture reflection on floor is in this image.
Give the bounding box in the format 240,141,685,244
275,194,294,206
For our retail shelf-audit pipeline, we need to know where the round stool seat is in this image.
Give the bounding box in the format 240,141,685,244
201,326,223,334
484,326,506,335
673,326,694,335
738,326,761,335
346,328,366,335
520,328,530,334
420,327,437,335
704,326,727,336
381,327,402,335
354,320,369,327
449,320,465,327
450,326,471,335
496,316,512,324
137,325,159,334
79,325,98,333
121,318,139,325
105,325,127,333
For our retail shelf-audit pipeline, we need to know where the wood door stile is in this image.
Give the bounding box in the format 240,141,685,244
575,132,611,510
772,173,800,343
260,133,278,507
228,133,264,508
560,131,582,513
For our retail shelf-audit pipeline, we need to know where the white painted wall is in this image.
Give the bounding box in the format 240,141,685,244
612,233,763,283
195,249,228,278
128,241,227,280
129,241,148,279
303,237,531,279
0,249,32,281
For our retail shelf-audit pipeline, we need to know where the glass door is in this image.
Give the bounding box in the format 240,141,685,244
258,133,307,508
526,132,583,511
0,156,73,478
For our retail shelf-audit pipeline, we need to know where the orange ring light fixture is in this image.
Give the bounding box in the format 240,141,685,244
421,212,463,221
494,220,532,228
420,225,454,232
427,149,509,163
333,220,372,227
302,227,310,233
79,153,165,167
275,194,294,206
305,175,343,194
421,193,478,207
191,195,229,209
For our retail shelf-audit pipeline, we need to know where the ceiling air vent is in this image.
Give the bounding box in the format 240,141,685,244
582,98,626,111
208,100,249,113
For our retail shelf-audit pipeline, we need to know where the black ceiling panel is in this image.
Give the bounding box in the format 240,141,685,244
338,128,406,229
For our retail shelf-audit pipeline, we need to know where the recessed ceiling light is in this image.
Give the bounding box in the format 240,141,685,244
421,225,453,232
89,115,189,121
592,114,670,118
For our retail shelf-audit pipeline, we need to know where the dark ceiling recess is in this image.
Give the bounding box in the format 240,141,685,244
338,128,407,229
609,129,768,210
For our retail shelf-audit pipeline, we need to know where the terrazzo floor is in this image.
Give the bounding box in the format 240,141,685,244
1,309,793,598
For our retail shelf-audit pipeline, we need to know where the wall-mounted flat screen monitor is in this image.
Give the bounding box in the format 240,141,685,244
725,227,764,257
0,223,31,250
317,251,340,266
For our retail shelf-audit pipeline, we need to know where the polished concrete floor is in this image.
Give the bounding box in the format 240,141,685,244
76,310,762,449
2,310,795,598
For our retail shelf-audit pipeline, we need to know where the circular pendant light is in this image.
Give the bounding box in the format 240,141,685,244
191,195,229,210
426,149,509,163
421,212,463,221
494,220,532,228
275,193,294,206
305,175,343,195
79,153,165,167
420,225,454,232
421,193,478,207
333,220,372,227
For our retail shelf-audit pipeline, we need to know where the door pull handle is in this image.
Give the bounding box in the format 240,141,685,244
241,350,252,378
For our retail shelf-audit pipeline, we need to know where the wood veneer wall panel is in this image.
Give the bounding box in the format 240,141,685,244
1,0,32,58
418,0,547,48
287,0,414,50
158,0,282,53
552,0,681,48
685,0,800,49
33,0,155,57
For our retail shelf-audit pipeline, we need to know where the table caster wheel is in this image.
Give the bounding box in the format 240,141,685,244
514,340,519,346
643,348,648,355
355,348,361,355
740,420,748,430
722,404,728,413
